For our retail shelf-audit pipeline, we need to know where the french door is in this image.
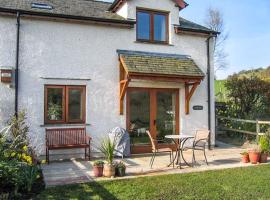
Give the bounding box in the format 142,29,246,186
127,88,179,154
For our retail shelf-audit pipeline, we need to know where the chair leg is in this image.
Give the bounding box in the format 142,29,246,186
150,152,156,169
88,145,91,161
47,149,50,164
172,151,174,168
204,146,208,165
192,148,195,167
85,148,87,160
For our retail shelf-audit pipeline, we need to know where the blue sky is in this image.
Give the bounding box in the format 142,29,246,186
106,0,270,79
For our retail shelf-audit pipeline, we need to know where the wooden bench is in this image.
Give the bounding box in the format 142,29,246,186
45,128,91,164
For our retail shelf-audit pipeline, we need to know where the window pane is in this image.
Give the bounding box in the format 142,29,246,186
47,88,63,121
137,12,150,40
129,91,150,145
68,88,84,121
154,14,167,41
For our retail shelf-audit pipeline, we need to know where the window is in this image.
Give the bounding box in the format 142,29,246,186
137,9,169,43
45,85,86,124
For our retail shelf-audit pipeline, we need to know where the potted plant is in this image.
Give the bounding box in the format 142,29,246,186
115,161,126,177
93,160,104,177
259,134,269,163
240,151,249,163
248,147,261,164
99,138,116,178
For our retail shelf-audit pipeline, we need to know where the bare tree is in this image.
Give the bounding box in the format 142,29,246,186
205,7,229,73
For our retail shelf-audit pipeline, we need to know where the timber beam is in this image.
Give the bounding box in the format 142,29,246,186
185,82,200,114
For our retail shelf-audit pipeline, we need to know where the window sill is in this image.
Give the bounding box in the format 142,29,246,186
134,40,174,46
40,123,91,128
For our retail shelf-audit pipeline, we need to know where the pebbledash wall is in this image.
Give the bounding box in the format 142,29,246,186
0,1,215,156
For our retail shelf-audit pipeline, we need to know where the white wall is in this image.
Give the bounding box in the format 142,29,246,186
0,1,215,155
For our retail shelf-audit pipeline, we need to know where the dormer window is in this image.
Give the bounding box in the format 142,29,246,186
136,9,169,44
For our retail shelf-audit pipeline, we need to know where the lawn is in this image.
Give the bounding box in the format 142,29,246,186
37,165,270,200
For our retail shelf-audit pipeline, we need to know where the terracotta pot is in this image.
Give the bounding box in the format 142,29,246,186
248,151,260,164
116,167,126,177
93,165,104,177
103,164,115,178
242,154,249,163
260,153,268,163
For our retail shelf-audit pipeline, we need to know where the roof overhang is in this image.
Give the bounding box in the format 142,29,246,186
0,7,136,27
109,0,188,12
174,25,220,36
117,50,204,115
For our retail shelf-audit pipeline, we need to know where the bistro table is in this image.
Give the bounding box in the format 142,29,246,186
165,134,194,168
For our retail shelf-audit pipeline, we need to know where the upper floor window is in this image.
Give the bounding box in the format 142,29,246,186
137,9,169,44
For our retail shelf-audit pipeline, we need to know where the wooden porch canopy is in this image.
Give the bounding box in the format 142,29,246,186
117,50,205,115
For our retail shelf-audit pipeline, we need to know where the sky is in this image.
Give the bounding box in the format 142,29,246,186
105,0,270,80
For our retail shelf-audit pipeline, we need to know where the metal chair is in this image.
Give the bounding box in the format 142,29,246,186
184,129,210,166
146,130,174,168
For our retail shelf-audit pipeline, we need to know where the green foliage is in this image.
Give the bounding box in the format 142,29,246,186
99,138,115,164
259,132,270,153
0,111,42,197
115,161,126,169
215,80,228,102
21,165,40,193
93,160,104,167
225,75,270,119
0,111,32,164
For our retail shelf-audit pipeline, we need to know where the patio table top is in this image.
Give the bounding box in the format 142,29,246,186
165,134,194,139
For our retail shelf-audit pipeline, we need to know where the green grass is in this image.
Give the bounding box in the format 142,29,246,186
215,80,228,102
37,165,270,200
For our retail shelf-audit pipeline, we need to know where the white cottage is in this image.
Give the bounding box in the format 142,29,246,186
0,0,218,157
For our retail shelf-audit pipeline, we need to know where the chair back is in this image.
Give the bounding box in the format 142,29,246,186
194,129,210,143
146,130,156,151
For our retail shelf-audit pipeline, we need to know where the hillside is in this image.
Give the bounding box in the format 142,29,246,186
215,66,270,102
236,66,270,81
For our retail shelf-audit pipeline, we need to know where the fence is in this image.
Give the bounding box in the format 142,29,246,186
216,116,270,140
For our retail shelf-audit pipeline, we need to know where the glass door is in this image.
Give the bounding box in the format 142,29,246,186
128,90,150,146
156,91,178,143
127,88,179,153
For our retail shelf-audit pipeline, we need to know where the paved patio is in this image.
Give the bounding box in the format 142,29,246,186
41,142,258,187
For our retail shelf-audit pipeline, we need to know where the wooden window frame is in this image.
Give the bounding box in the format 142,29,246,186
136,8,169,44
44,85,86,124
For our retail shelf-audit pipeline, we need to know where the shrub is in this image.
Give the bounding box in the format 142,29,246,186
99,138,115,164
93,160,104,167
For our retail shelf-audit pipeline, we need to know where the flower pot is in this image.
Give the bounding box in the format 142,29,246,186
103,164,115,178
260,153,268,163
116,167,126,177
93,165,104,177
249,151,260,164
242,154,249,163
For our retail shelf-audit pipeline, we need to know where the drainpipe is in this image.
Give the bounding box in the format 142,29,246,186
206,34,216,150
15,12,20,117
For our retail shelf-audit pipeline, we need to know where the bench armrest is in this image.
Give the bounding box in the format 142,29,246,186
86,135,92,144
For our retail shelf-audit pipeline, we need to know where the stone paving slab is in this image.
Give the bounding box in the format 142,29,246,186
41,143,266,187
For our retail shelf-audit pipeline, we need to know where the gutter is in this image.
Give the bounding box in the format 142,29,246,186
0,8,136,27
15,11,20,117
206,34,217,150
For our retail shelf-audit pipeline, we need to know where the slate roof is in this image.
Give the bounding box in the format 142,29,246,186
0,0,135,24
117,50,205,77
176,17,219,34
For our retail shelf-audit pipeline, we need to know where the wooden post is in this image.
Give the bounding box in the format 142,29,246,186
256,120,260,143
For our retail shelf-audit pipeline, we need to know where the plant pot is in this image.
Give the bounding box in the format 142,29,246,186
242,154,249,163
249,151,260,164
116,167,126,177
93,165,104,177
103,164,115,178
260,153,268,163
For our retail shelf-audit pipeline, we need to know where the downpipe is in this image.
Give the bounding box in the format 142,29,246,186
15,12,20,117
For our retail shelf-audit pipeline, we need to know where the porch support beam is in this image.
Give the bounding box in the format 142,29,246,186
185,82,200,115
119,57,130,115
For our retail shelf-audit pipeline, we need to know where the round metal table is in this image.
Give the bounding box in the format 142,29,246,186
165,134,194,168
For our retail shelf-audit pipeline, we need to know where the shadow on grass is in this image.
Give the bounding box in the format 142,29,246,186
39,181,118,200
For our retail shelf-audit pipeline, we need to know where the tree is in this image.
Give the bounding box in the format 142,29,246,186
225,75,270,119
205,7,229,73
